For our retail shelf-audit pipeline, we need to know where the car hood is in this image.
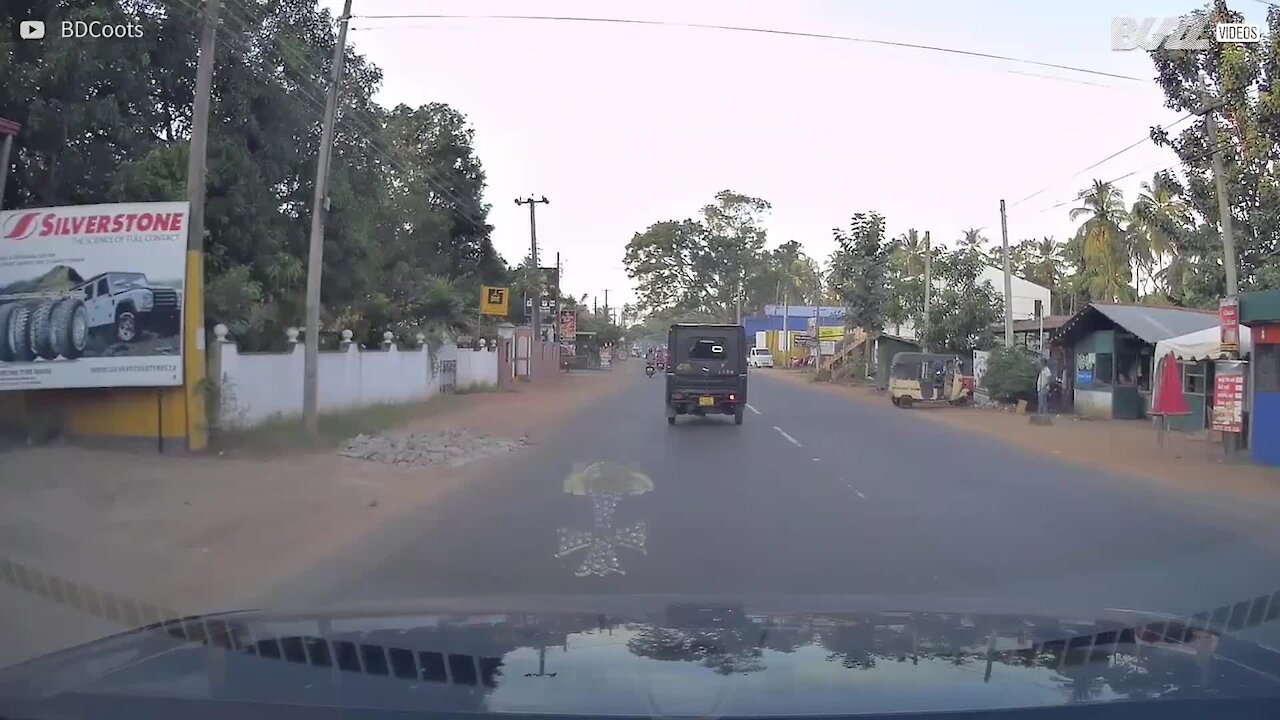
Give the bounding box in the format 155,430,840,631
3,596,1280,717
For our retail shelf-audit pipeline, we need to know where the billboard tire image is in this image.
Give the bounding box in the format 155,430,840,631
0,297,92,363
7,302,36,362
0,303,15,362
48,298,89,360
29,299,59,360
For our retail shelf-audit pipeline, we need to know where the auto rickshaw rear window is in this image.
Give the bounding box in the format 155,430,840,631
688,339,726,359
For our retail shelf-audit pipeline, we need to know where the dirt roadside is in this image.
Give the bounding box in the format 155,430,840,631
765,368,1280,502
0,369,630,667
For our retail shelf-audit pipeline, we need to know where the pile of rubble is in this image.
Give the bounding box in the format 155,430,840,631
338,430,529,467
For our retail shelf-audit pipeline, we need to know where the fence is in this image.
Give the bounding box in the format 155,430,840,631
209,326,498,429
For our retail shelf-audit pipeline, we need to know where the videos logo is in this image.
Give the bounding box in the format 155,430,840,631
19,20,45,40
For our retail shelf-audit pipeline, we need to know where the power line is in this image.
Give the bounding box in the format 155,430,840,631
347,13,1146,84
1007,113,1193,210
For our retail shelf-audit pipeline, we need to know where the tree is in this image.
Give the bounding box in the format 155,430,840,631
958,227,987,255
1,0,508,350
1148,0,1280,294
919,248,1000,353
830,213,891,369
1130,171,1191,297
623,219,710,316
1070,180,1132,302
885,229,930,335
700,190,771,320
622,190,777,322
1023,237,1064,310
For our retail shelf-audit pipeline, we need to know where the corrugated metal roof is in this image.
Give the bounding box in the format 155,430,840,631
1089,303,1219,343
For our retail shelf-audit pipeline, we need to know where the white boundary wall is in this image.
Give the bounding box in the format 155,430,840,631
212,336,498,428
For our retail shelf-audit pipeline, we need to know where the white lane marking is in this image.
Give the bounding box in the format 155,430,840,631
746,403,761,415
843,481,867,499
773,426,802,447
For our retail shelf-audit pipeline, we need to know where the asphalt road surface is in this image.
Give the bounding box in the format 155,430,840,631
270,365,1280,625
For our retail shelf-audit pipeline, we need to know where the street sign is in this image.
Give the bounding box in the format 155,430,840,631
480,286,509,316
1220,297,1240,355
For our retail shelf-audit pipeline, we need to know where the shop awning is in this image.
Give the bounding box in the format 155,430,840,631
1153,325,1251,361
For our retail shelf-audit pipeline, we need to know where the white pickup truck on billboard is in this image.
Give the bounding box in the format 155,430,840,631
0,202,188,390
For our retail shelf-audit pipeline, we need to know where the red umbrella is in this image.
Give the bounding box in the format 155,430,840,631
1151,351,1191,416
1150,351,1190,448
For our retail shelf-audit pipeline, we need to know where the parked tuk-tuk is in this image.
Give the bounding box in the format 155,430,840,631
888,352,973,408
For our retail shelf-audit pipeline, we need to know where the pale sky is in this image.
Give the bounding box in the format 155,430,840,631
318,0,1269,308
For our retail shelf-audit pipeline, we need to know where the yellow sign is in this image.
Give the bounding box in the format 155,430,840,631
480,286,509,316
818,326,845,341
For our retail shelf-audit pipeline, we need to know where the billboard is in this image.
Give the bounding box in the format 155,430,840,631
0,202,188,390
559,309,577,356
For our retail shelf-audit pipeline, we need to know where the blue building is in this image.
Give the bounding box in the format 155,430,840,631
743,305,846,345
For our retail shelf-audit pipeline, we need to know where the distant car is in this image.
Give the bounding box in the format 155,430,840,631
748,347,774,368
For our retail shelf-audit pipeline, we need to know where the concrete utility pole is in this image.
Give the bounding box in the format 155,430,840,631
999,199,1013,349
554,252,561,344
603,289,609,322
781,292,789,363
181,0,222,452
302,0,353,437
922,230,931,353
516,195,550,352
1205,112,1238,297
1195,85,1240,459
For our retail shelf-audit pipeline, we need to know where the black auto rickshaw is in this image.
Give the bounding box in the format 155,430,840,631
665,323,747,425
888,352,974,408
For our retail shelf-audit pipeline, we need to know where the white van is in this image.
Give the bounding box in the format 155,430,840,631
748,347,774,368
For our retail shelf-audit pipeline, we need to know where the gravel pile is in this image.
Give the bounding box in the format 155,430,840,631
338,430,529,467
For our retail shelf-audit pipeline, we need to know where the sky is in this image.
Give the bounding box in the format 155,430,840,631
317,0,1272,309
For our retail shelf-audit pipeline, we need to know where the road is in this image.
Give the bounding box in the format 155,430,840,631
266,365,1280,625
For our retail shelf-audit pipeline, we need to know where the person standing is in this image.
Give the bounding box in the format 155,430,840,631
1037,358,1053,415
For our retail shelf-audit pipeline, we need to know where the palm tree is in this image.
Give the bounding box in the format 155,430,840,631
1130,171,1191,296
892,229,927,277
416,275,471,337
1025,236,1064,308
1069,180,1131,303
958,227,986,256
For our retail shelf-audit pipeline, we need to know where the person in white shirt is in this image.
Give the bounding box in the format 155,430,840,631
1037,359,1053,414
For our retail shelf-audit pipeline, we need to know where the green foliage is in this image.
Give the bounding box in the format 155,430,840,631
622,191,825,321
829,212,890,335
1,0,509,350
982,347,1039,404
920,248,1001,353
1144,0,1280,303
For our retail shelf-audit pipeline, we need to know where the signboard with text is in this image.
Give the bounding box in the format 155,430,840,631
1220,297,1240,355
559,309,577,356
0,202,188,390
480,286,509,316
1212,359,1247,433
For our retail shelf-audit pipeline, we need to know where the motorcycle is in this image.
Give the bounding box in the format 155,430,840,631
645,364,656,378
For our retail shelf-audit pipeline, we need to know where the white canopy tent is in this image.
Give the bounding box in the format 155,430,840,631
1153,325,1252,362
1151,325,1252,417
